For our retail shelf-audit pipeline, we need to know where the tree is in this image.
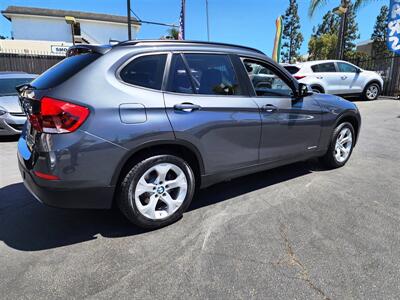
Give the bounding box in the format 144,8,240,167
308,5,359,60
309,0,384,17
281,0,304,63
309,33,338,60
371,5,390,58
167,28,179,40
312,11,340,38
342,3,360,58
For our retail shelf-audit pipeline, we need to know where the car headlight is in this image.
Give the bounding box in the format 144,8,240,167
0,107,7,116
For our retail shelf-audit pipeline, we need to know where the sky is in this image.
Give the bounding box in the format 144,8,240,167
0,0,388,56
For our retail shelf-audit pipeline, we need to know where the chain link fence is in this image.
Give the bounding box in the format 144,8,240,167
349,55,400,97
0,49,65,75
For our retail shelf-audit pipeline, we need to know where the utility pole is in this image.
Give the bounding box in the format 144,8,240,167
333,3,348,60
127,0,132,40
205,0,210,41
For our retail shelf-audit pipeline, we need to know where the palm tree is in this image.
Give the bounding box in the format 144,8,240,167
309,0,381,16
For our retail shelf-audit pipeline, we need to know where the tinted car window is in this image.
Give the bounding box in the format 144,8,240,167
120,54,167,90
31,53,101,89
337,62,358,73
0,78,35,96
283,66,300,74
168,54,194,94
243,60,293,97
311,63,336,73
183,54,243,95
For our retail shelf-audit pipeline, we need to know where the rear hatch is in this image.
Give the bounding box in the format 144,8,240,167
18,45,107,151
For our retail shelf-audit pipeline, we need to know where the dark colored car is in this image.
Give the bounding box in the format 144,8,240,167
17,40,361,229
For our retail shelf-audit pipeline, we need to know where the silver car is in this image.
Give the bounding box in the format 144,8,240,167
0,72,37,135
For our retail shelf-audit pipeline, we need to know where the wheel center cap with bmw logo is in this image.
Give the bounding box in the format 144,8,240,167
157,186,165,194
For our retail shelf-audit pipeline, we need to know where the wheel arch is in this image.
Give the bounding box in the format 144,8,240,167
334,111,361,146
310,83,325,93
111,139,205,188
364,79,383,93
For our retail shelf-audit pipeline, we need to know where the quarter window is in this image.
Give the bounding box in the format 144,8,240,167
120,54,167,90
243,59,293,97
172,53,242,95
311,63,336,73
337,62,358,73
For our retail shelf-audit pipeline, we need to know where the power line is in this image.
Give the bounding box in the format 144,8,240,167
130,8,178,28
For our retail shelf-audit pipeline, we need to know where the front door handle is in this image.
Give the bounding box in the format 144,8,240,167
262,104,278,113
174,103,201,112
341,76,347,80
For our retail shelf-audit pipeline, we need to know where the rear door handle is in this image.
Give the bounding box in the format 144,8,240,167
174,103,201,112
341,76,347,80
262,104,277,113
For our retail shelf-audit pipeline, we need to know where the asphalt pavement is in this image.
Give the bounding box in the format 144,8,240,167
0,98,399,299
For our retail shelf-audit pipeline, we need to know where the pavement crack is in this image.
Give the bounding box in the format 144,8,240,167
276,224,331,300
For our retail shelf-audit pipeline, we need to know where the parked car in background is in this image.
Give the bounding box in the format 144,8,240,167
18,41,360,229
0,72,37,135
282,60,384,100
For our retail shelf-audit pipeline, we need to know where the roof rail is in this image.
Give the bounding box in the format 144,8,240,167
115,39,265,55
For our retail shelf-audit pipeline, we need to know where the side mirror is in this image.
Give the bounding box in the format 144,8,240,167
296,83,310,98
356,68,362,73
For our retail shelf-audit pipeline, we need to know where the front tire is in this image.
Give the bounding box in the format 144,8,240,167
117,155,195,229
320,122,355,169
363,83,380,101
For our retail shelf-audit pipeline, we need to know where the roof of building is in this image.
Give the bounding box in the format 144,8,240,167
1,5,141,25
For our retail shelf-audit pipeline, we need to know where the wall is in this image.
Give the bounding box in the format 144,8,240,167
10,15,140,44
11,15,72,42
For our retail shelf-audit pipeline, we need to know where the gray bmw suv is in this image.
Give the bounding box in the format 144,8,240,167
18,40,361,228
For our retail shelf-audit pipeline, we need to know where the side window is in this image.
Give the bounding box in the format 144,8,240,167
167,54,194,94
243,59,293,97
337,62,358,73
182,53,243,95
311,63,336,73
120,54,167,90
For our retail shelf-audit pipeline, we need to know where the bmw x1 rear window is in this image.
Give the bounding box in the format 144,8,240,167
30,53,101,89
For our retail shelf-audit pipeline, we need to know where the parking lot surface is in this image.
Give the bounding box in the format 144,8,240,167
0,99,399,299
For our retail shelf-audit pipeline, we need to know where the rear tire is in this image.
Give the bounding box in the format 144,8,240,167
117,155,195,229
320,122,355,169
362,82,380,101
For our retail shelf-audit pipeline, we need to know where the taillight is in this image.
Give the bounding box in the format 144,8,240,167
28,97,89,134
294,75,306,80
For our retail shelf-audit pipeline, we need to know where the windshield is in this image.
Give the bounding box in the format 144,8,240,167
0,78,35,96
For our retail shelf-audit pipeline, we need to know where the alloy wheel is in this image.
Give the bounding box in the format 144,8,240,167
334,127,353,163
133,163,188,220
366,85,379,100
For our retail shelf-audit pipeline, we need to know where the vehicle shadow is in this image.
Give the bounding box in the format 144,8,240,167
0,159,321,252
0,135,19,142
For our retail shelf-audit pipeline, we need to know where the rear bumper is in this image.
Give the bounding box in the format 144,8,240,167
18,160,114,209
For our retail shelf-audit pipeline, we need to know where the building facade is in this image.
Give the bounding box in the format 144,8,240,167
1,6,141,45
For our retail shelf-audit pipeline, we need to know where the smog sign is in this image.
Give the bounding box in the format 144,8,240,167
388,0,400,54
51,45,69,55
